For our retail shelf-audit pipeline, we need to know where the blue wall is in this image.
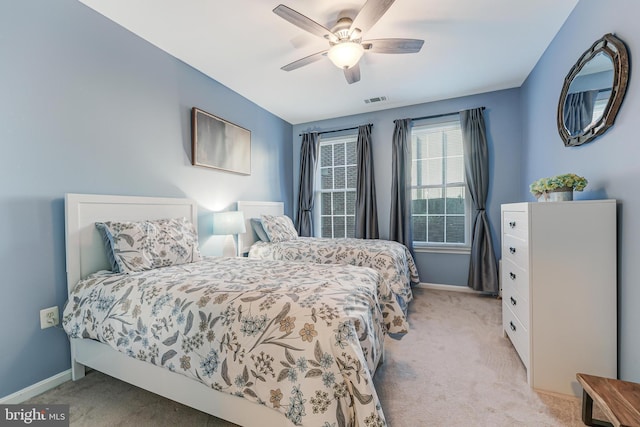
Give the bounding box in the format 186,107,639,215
0,0,293,398
292,89,523,286
521,0,640,382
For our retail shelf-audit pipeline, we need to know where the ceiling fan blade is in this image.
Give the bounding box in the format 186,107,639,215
344,64,361,84
364,38,424,54
281,50,328,72
350,0,395,35
273,5,337,42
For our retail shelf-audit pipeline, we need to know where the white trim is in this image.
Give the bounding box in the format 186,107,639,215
415,282,481,294
0,370,71,404
413,245,471,255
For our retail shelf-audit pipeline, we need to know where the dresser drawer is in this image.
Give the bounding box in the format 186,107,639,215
502,234,529,270
503,303,530,369
503,211,528,240
502,280,529,330
502,258,529,299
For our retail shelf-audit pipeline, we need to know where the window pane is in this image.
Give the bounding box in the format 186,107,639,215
321,145,333,167
411,196,427,214
321,192,332,215
446,132,463,156
412,215,427,242
427,135,443,158
413,159,431,186
333,192,345,215
446,187,465,215
346,216,355,238
335,167,346,189
334,143,345,166
413,187,428,199
347,166,357,189
334,217,345,238
426,159,443,185
413,136,428,160
321,216,332,238
446,156,464,183
428,216,444,242
346,191,356,215
446,216,465,243
346,141,356,164
427,188,444,214
321,168,333,190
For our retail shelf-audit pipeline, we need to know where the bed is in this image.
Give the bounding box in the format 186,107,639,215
63,193,405,427
238,201,419,320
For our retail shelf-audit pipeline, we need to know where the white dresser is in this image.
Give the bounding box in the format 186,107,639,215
501,200,617,396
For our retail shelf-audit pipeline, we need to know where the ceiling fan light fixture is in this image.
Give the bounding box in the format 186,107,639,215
327,41,364,69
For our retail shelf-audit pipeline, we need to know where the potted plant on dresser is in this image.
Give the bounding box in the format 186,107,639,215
529,173,588,202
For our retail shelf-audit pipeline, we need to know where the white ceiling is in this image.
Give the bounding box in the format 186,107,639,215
78,0,579,125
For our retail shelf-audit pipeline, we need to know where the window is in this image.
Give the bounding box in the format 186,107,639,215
411,118,469,248
589,90,610,127
316,134,357,238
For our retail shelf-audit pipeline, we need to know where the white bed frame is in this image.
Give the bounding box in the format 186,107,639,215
65,194,290,427
236,201,284,255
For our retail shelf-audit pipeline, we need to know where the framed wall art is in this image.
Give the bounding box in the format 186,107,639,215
191,107,251,175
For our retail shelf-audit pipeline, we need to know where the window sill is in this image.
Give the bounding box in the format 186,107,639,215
413,245,471,255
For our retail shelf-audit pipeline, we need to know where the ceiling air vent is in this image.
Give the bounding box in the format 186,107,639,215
364,96,387,104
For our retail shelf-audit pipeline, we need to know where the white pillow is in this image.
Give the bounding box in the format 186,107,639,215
260,215,298,243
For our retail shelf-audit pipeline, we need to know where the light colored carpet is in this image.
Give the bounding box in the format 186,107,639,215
27,288,595,426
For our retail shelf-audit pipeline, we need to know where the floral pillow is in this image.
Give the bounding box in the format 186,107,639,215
260,214,298,243
95,217,202,273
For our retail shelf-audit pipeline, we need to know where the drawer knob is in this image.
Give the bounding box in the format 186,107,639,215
509,247,516,254
509,272,516,280
510,296,517,306
509,221,516,228
509,321,516,332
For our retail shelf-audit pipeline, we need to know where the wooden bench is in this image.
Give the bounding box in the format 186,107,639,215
577,373,640,427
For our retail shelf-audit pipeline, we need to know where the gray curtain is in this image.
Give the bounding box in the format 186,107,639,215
460,108,498,293
389,118,413,252
355,125,379,239
563,90,598,135
295,132,318,237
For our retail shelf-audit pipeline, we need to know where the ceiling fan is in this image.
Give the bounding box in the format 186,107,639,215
273,0,424,84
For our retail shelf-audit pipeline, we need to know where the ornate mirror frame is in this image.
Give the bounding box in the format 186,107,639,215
557,33,629,147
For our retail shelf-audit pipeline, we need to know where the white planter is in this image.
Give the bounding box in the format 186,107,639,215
537,187,573,202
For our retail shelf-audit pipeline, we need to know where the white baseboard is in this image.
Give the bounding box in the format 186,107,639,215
416,282,481,293
0,370,71,404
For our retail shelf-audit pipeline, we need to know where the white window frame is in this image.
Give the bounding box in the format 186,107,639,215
410,117,471,254
314,133,358,238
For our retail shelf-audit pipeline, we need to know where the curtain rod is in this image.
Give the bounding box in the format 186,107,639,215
298,124,372,137
410,106,485,122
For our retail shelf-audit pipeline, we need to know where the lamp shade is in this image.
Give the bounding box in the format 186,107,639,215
327,41,364,69
212,211,246,236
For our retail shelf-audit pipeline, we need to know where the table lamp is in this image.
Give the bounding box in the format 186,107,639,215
212,211,246,257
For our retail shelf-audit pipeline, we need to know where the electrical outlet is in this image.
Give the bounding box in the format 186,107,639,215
40,306,59,329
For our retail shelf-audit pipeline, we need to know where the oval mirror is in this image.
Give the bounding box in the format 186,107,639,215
557,33,629,147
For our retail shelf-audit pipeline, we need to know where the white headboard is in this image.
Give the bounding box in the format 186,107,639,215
236,201,284,254
65,193,198,294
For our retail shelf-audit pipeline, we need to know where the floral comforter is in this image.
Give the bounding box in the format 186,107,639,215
63,257,407,426
249,238,419,316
